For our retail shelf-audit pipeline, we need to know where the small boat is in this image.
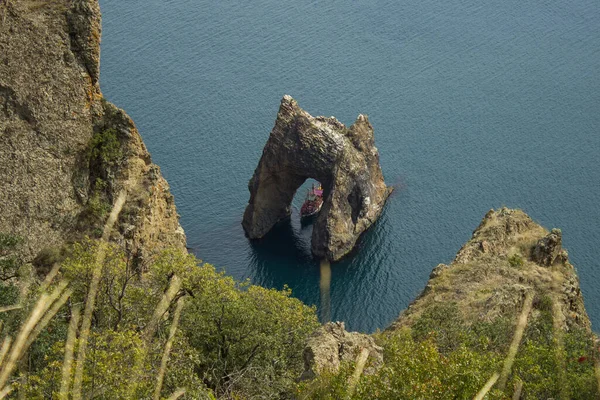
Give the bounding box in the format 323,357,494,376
300,184,323,219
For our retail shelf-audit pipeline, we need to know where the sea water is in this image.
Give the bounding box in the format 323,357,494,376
99,0,600,332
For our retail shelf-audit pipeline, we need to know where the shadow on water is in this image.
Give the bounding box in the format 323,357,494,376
244,196,399,331
246,215,321,307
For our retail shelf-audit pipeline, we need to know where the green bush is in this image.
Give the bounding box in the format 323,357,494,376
88,128,122,166
411,302,466,354
19,241,318,399
0,233,22,313
508,253,524,268
0,233,22,281
299,329,505,400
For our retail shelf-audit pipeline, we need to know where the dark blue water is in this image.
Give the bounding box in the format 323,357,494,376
98,0,600,333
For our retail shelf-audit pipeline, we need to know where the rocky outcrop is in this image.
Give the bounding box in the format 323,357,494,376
389,208,590,332
531,228,566,266
0,1,185,266
242,96,392,261
301,322,383,380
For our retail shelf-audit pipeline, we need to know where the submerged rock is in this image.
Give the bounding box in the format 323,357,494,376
242,96,392,261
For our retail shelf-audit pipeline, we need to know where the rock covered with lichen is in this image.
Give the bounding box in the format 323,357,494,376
301,322,383,380
389,207,590,332
242,96,392,261
0,0,185,267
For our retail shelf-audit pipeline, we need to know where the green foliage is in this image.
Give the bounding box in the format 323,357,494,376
411,302,466,353
17,241,318,399
153,250,320,397
511,325,598,399
508,253,524,268
3,237,598,399
0,233,22,282
466,317,514,354
32,247,64,275
299,329,505,400
0,233,21,251
0,233,22,318
82,179,112,231
299,297,598,400
88,128,122,166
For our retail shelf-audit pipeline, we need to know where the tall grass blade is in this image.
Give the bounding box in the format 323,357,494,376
166,388,186,400
144,274,182,343
72,190,127,400
0,280,68,389
59,306,81,400
153,297,185,400
0,338,11,368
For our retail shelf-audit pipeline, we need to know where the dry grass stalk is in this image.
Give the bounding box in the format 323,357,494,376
0,384,12,400
0,280,68,389
40,262,61,292
347,348,369,397
512,380,523,400
473,372,500,400
166,388,186,400
551,296,569,399
71,242,105,400
153,297,185,400
59,306,81,400
0,338,12,367
25,288,73,349
72,190,128,400
143,274,182,343
497,292,534,390
0,305,21,314
126,274,183,398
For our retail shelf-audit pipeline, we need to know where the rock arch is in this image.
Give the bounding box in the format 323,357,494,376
242,96,392,261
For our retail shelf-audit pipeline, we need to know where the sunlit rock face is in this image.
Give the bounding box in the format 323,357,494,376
0,0,186,266
242,96,391,261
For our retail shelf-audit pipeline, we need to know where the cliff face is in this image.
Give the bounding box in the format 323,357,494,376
0,1,185,266
389,207,590,332
243,96,391,261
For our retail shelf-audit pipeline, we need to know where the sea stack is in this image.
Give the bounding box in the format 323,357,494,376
242,96,392,261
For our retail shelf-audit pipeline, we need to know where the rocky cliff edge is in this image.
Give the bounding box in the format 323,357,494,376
0,0,185,267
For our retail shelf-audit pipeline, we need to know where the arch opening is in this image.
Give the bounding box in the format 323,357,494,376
242,96,391,261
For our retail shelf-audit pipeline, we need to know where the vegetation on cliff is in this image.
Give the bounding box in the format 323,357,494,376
1,1,599,399
299,303,597,399
297,209,600,399
0,236,318,399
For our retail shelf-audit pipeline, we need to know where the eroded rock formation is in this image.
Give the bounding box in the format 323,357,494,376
242,96,392,261
301,322,383,380
389,208,590,332
0,0,185,266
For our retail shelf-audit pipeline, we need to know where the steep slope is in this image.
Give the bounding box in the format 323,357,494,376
389,207,589,332
0,0,185,267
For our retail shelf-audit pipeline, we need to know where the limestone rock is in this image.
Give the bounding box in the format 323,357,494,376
531,228,564,266
0,1,185,265
242,96,392,261
301,322,383,380
67,0,102,85
389,208,591,332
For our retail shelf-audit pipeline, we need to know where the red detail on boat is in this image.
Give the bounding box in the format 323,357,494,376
300,184,323,218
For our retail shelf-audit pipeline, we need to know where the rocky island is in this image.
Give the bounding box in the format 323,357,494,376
242,96,392,261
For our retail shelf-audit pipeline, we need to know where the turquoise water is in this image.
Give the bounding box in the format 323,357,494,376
98,0,600,333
